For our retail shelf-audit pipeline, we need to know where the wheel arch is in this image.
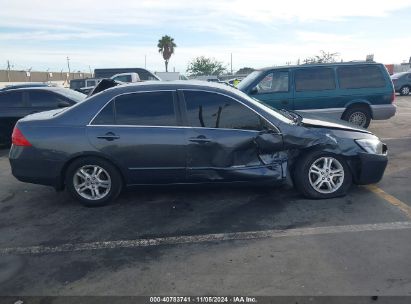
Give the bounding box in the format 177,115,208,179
289,147,356,182
342,100,372,119
57,152,127,190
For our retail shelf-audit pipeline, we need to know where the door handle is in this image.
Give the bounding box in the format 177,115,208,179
189,136,211,144
280,100,289,105
97,132,120,141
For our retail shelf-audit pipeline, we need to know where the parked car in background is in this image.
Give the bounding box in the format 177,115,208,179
94,68,160,81
238,62,396,128
0,87,86,144
1,83,56,91
10,81,388,206
69,78,100,94
391,71,411,96
110,72,140,83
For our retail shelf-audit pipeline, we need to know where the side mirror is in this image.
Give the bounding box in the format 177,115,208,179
58,100,71,108
249,87,258,95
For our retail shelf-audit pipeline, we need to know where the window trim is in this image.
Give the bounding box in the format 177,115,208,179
179,89,280,133
88,90,180,127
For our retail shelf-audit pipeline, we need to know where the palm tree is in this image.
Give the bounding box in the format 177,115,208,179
157,35,177,72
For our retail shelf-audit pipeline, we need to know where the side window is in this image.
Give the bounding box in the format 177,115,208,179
295,68,336,91
184,91,264,131
115,91,177,126
337,66,385,89
407,74,411,80
0,91,23,107
92,101,115,125
255,71,289,93
29,91,63,107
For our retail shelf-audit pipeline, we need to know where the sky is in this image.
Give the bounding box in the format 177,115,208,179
1,0,411,74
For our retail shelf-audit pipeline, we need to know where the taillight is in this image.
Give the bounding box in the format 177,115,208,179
12,127,32,146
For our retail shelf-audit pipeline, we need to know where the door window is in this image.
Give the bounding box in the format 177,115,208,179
295,68,336,91
184,91,265,131
29,91,65,107
0,91,23,107
114,91,177,126
255,71,289,93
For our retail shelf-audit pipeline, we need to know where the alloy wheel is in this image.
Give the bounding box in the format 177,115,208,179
308,157,344,194
73,165,111,200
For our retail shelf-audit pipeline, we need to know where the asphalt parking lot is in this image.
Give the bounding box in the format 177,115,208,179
0,96,410,296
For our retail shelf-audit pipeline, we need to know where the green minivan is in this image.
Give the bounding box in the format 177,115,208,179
238,62,396,128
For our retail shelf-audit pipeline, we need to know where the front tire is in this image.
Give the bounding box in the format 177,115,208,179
400,86,410,96
293,151,352,199
65,157,122,207
342,106,371,128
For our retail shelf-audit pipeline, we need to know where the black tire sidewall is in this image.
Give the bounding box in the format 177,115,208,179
65,157,122,207
293,151,352,199
343,107,371,128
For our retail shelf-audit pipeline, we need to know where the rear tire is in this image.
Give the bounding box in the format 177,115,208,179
342,106,371,128
65,157,122,207
400,86,410,96
293,151,352,199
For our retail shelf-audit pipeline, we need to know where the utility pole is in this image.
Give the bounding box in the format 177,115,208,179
88,65,92,76
145,55,147,69
66,56,71,80
6,60,11,82
230,53,233,75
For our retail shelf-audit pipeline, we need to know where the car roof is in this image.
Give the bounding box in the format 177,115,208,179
100,80,238,95
257,61,381,71
0,86,68,93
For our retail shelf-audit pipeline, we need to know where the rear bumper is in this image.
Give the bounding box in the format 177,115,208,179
9,146,64,189
350,152,388,185
371,104,396,120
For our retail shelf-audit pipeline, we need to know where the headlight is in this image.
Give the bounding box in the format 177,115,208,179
355,138,386,154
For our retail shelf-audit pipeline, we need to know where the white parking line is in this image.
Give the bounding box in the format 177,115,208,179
1,221,410,256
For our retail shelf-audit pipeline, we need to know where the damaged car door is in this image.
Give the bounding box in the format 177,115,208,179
181,90,285,183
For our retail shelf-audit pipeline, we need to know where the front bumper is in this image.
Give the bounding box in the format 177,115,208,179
350,152,388,185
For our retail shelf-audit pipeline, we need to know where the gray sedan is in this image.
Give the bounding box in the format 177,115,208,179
9,81,388,206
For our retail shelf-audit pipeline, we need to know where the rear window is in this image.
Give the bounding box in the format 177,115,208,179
0,91,23,107
295,68,336,91
337,66,386,89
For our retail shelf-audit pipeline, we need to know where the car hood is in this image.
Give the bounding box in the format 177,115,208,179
300,116,371,134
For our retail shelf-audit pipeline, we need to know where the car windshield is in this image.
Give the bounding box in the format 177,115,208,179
237,71,263,91
55,88,87,102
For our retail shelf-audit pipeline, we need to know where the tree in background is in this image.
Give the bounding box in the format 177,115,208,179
303,50,340,64
186,56,227,76
157,35,177,72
